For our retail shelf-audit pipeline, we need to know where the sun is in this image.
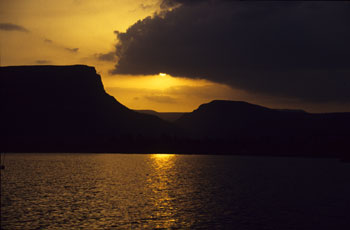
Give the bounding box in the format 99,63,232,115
159,73,167,77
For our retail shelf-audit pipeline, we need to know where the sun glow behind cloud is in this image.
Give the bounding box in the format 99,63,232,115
3,0,348,113
103,73,211,90
1,0,237,113
102,73,245,112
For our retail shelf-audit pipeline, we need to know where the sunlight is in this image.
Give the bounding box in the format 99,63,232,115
149,74,178,90
151,154,178,168
150,154,176,169
103,74,212,91
102,73,239,112
152,153,174,159
150,154,176,171
148,153,177,227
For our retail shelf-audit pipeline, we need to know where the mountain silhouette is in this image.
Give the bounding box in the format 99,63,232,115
1,65,177,152
135,110,185,122
1,65,349,157
175,100,350,156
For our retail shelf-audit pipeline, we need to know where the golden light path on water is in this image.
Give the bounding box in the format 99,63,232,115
149,154,177,228
2,154,350,229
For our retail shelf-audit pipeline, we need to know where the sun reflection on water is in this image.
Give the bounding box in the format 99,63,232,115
148,154,177,228
151,153,174,161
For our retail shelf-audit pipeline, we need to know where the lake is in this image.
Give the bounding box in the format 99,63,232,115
1,154,349,229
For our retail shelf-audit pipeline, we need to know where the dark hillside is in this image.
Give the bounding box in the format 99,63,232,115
1,65,177,152
175,100,350,156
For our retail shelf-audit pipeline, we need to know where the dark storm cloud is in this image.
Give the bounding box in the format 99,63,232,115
95,51,117,62
112,1,350,102
0,23,29,33
160,0,259,9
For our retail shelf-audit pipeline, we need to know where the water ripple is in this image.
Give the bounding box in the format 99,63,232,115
1,154,350,229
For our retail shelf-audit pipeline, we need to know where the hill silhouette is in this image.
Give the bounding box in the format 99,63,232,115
1,65,177,152
1,65,349,157
135,110,185,122
176,100,350,156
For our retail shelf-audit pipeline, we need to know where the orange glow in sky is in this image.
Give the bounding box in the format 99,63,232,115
0,0,243,112
2,0,344,112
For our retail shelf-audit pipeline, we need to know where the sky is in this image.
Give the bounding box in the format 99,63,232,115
1,0,349,112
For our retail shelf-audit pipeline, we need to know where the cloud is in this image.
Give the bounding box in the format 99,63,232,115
145,95,177,103
160,0,208,9
43,38,79,53
112,1,350,103
140,3,155,10
94,51,117,62
35,60,51,64
0,23,29,33
65,47,79,53
167,84,232,99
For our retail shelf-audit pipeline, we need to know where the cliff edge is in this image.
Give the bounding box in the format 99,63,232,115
1,65,175,152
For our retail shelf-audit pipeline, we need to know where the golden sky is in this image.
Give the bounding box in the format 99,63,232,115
0,0,241,112
1,0,348,112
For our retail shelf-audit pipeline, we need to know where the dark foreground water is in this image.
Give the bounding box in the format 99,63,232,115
1,154,349,229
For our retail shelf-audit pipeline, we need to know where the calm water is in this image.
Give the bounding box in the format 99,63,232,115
1,154,349,229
